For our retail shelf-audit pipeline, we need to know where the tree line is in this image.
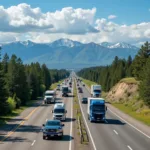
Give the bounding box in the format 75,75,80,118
78,42,150,106
0,48,69,115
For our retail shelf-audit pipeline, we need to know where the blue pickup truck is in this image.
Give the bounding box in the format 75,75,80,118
42,120,64,139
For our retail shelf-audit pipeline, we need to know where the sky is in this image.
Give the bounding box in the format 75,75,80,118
0,0,150,46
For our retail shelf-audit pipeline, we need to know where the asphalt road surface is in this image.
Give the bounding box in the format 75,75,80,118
76,80,150,150
0,82,74,150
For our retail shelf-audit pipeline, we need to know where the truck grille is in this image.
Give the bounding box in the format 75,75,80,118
47,129,56,132
94,114,103,119
55,115,62,117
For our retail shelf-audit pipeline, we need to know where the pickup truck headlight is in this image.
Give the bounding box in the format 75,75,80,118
57,128,63,133
43,129,47,132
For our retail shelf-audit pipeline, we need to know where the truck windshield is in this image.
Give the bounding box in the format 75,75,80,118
54,109,65,113
45,93,54,96
92,105,105,111
62,88,68,91
94,90,101,93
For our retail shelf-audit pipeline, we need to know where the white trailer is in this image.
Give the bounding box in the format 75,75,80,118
91,85,101,97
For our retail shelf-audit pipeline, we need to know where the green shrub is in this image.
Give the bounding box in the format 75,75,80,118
7,97,16,113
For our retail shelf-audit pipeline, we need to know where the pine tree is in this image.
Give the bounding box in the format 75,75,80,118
0,47,8,115
139,58,150,106
132,42,150,80
2,53,9,74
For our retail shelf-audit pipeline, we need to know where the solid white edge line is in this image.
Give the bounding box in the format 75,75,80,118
127,145,133,150
31,140,36,146
69,81,73,150
108,108,150,139
82,79,150,139
76,83,97,150
113,130,118,135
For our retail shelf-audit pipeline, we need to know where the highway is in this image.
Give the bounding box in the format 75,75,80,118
76,80,150,150
0,76,150,150
0,83,74,150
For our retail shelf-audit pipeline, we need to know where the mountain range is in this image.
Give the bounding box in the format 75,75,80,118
1,39,139,69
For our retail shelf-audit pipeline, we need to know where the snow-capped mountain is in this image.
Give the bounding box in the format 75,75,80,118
108,42,138,49
99,42,138,49
49,38,82,48
1,39,139,69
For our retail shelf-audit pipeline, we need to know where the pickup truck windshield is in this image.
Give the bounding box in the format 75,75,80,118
46,121,60,126
54,109,65,113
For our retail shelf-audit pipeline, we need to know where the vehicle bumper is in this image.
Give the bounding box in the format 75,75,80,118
43,132,63,137
53,117,66,121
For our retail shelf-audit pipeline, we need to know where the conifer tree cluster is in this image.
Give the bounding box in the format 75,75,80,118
78,42,150,106
0,48,69,115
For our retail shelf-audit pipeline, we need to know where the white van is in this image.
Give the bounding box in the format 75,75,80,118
44,90,56,104
52,103,67,121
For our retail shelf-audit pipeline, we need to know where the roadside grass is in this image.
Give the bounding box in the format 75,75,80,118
119,77,139,84
0,79,65,127
50,80,63,90
112,103,150,126
0,100,36,126
80,78,97,88
80,77,150,126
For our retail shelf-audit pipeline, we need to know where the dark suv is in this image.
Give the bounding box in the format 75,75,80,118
42,120,64,139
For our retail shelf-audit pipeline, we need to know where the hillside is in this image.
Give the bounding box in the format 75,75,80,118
106,78,150,125
1,39,139,69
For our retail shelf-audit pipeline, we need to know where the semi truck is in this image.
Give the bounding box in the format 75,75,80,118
44,90,56,104
91,85,101,97
87,98,107,122
52,103,67,121
62,86,69,97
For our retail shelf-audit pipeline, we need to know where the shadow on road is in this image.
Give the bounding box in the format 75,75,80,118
93,119,125,125
105,119,125,125
7,118,25,122
64,118,76,122
47,135,74,141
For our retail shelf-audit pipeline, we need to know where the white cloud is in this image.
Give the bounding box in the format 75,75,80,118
0,3,98,34
108,15,117,19
0,3,149,46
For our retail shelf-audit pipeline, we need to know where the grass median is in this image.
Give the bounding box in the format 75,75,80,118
73,80,89,145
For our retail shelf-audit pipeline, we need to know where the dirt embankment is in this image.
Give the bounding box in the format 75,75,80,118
106,81,138,102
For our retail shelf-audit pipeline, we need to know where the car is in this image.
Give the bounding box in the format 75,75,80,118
42,120,64,140
83,84,85,86
79,88,83,93
77,84,79,86
82,97,88,103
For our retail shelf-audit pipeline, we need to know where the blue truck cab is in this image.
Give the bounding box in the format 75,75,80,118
87,98,107,122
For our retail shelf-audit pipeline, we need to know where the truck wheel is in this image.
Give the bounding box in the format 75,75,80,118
90,117,93,123
43,136,46,140
59,133,63,140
